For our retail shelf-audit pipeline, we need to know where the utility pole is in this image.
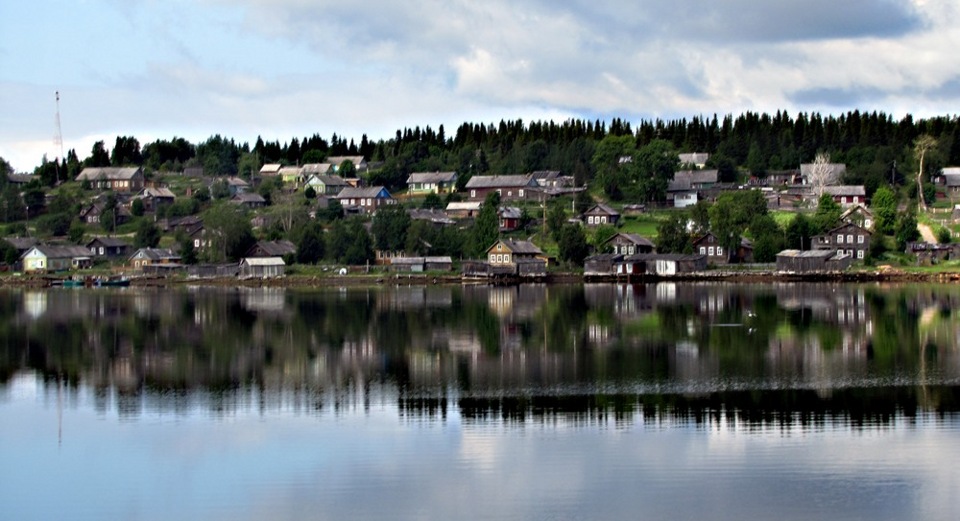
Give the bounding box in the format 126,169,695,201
54,91,65,184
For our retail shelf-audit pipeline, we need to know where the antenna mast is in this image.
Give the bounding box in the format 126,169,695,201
54,91,64,183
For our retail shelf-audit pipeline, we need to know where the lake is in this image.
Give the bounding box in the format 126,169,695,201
1,283,959,520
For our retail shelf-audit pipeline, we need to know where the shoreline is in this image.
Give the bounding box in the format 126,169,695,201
5,268,960,289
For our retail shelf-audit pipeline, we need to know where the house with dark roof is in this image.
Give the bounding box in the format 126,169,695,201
305,174,349,196
582,204,620,227
246,240,297,258
485,239,544,266
326,156,368,174
667,170,718,208
136,187,176,213
4,237,38,257
603,233,655,255
224,177,250,196
79,201,132,226
231,192,267,209
464,175,538,201
86,237,132,259
822,185,866,207
407,171,458,194
776,249,852,272
76,167,144,192
335,186,395,214
840,204,874,230
939,167,960,198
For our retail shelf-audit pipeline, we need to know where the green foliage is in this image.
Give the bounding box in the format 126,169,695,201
202,203,255,262
420,193,443,209
546,202,567,241
371,205,411,252
557,224,589,266
0,239,18,265
656,213,691,253
110,136,142,166
134,219,161,248
574,190,593,215
870,186,897,234
749,214,784,262
176,232,198,265
68,220,85,244
303,186,317,200
468,193,501,257
688,201,711,237
192,186,211,203
210,179,231,200
785,212,813,250
35,212,72,237
326,217,372,264
296,221,325,264
338,160,357,178
317,199,344,222
937,226,952,244
894,210,920,251
591,135,635,200
131,198,145,217
709,190,768,257
0,186,27,223
166,197,200,218
813,194,842,233
592,224,617,249
634,139,679,202
86,141,110,167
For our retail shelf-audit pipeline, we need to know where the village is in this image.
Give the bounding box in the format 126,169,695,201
5,146,960,284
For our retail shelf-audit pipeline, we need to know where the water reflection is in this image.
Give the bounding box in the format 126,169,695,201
2,283,960,424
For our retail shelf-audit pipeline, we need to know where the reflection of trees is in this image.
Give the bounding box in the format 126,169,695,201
2,284,960,419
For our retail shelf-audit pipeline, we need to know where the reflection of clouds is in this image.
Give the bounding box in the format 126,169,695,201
457,429,500,472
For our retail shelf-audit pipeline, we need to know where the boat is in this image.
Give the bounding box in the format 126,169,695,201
94,277,130,287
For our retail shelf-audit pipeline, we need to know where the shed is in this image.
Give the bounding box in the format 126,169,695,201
239,257,286,278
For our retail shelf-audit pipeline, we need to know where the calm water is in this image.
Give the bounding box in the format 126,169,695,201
1,283,959,521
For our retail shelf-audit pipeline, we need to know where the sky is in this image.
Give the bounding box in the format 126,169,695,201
1,0,958,172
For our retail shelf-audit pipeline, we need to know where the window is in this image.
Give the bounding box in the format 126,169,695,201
857,250,864,259
497,254,503,263
497,244,502,251
601,216,607,224
588,216,594,225
847,234,853,243
838,249,844,256
699,247,706,254
470,190,476,198
628,246,635,255
519,189,524,197
99,247,104,255
837,234,844,243
507,191,512,197
708,247,715,256
858,235,864,244
504,254,510,263
717,246,723,256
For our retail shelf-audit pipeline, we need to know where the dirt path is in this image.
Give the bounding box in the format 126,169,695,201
918,223,938,243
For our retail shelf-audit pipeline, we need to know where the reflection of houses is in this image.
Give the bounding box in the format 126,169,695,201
812,223,871,260
21,245,93,272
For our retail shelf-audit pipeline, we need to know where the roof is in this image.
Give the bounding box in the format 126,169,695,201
498,206,523,219
225,177,250,187
300,163,332,175
76,167,142,181
249,240,296,257
529,170,561,181
408,209,456,225
583,204,620,217
130,247,181,261
776,249,837,259
326,156,366,166
605,233,654,248
823,185,866,197
336,186,392,199
259,164,282,174
407,171,457,184
679,152,710,165
491,239,543,255
624,253,705,262
391,256,454,265
306,174,348,186
840,204,873,219
668,170,719,191
23,244,94,259
4,237,38,250
86,237,130,248
241,256,286,267
820,222,872,236
464,175,535,189
446,201,483,211
278,166,301,176
140,187,176,198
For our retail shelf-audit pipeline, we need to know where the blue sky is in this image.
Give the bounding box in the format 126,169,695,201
2,0,958,172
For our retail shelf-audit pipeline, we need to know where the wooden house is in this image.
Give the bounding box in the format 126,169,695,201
79,201,132,226
445,201,482,219
278,166,304,185
136,187,176,213
583,204,620,227
498,207,523,231
584,253,623,276
76,167,145,192
693,232,754,264
406,171,458,194
326,156,368,174
86,237,132,259
335,186,395,214
667,170,718,208
603,233,655,255
619,253,707,276
259,164,282,177
231,192,267,209
823,185,866,207
486,238,543,266
224,177,250,196
305,174,349,196
812,223,871,261
21,245,93,272
678,152,710,168
129,248,181,270
464,175,537,201
389,256,454,272
840,204,874,230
